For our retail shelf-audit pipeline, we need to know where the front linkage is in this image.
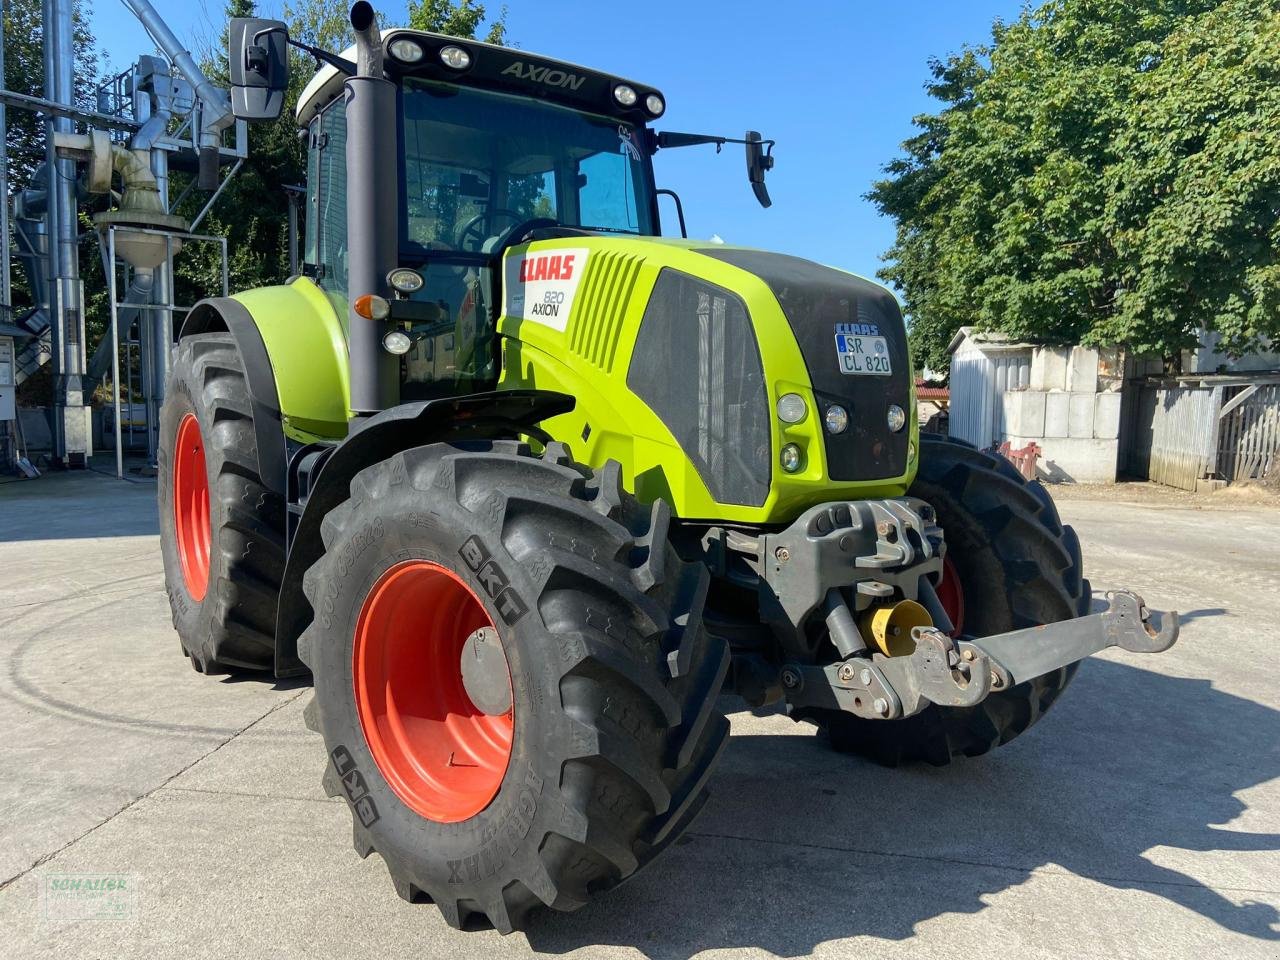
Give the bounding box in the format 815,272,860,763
785,590,1178,720
720,498,1179,722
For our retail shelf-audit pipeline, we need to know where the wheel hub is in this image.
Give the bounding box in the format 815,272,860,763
460,627,513,716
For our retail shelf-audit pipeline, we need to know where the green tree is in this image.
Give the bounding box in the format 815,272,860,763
869,0,1277,372
1102,2,1280,360
2,0,100,192
407,0,506,44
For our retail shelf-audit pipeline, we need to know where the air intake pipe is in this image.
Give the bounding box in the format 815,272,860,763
345,2,400,413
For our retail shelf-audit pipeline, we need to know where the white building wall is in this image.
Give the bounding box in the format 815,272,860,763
948,330,1123,482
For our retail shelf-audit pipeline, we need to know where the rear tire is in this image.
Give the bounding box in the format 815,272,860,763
157,333,285,673
299,440,729,932
815,434,1091,766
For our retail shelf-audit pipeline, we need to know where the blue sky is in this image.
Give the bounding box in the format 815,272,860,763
89,0,1025,281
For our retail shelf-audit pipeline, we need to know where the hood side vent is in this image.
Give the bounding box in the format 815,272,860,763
569,251,643,372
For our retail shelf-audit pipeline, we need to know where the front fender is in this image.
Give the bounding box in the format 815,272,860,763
273,389,576,677
232,278,352,440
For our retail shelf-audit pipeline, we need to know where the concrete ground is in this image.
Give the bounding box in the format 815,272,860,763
1,469,1277,959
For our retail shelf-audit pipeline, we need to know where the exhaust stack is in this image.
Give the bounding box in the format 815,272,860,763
344,1,399,413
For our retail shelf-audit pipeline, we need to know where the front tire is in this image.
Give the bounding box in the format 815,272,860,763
299,440,729,932
157,333,285,673
817,434,1091,766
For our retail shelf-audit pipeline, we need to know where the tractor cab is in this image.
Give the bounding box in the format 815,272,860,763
293,30,667,401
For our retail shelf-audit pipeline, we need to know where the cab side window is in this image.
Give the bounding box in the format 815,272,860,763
310,98,349,304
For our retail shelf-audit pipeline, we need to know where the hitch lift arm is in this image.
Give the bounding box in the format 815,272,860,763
784,591,1179,721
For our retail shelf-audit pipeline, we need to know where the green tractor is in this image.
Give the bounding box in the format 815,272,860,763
158,2,1178,933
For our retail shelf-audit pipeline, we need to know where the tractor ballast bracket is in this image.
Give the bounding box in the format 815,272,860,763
783,591,1179,720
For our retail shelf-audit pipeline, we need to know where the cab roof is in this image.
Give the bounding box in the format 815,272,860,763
296,29,665,128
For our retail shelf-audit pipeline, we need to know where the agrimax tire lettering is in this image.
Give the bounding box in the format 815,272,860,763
320,519,386,628
448,763,543,883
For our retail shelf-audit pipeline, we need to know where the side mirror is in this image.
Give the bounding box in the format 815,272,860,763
745,131,775,209
229,18,289,121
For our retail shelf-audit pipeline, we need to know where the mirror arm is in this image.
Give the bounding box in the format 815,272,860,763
657,132,776,153
250,24,357,76
288,36,358,76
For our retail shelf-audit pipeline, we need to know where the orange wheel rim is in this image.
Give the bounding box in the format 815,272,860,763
352,560,514,823
173,413,211,602
936,554,966,637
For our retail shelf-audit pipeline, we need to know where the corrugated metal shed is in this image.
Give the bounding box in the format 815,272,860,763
947,327,1031,449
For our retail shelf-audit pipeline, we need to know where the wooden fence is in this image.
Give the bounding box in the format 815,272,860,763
1217,383,1280,482
1127,377,1280,490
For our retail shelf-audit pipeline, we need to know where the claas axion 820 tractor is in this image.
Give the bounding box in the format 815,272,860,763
155,2,1178,932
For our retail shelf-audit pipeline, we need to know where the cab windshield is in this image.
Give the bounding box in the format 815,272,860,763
401,78,656,254
393,79,655,402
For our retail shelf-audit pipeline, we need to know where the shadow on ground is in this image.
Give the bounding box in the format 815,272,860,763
523,659,1280,958
0,470,159,542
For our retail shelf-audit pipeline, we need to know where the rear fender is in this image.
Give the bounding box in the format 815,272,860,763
273,389,576,677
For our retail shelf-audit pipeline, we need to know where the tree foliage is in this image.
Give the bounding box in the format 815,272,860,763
2,0,100,192
869,0,1280,372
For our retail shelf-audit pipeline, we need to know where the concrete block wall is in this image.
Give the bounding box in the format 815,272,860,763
1001,346,1124,482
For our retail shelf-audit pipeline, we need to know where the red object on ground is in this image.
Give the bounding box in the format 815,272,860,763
352,560,514,823
173,413,211,601
996,440,1042,481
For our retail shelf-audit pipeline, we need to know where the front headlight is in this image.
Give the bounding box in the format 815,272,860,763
776,393,807,424
824,404,849,434
887,403,907,433
387,268,424,294
780,443,803,473
382,330,412,355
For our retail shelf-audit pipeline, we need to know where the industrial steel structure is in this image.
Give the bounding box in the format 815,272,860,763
1,0,245,472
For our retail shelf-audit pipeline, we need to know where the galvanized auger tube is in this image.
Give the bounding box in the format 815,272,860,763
346,1,400,413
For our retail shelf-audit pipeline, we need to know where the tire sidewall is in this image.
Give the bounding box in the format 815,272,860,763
308,472,577,899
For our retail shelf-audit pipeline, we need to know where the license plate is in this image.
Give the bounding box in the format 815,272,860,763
836,333,892,376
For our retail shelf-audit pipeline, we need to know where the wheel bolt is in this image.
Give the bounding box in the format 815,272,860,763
838,663,855,681
781,668,800,689
873,697,890,716
775,546,790,563
859,668,873,686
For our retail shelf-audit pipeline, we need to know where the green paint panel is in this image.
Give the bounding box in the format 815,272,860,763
233,278,352,441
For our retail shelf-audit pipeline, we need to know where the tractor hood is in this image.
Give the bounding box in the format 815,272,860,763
496,236,918,525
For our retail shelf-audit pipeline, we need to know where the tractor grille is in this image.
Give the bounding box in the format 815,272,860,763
626,269,771,508
698,249,911,482
568,250,644,372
